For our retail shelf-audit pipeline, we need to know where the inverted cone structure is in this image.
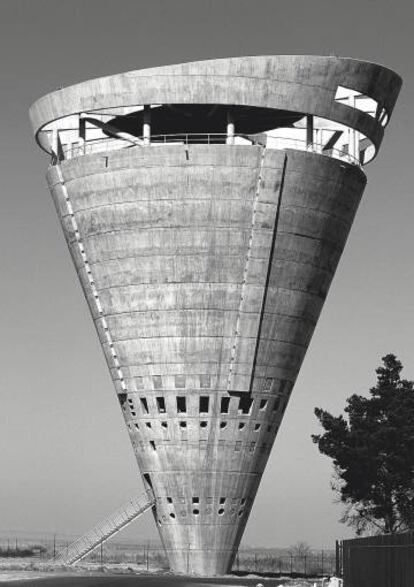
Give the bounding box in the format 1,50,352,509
30,56,401,575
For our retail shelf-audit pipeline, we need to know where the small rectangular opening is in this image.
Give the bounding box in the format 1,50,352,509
273,397,281,412
176,396,187,413
143,473,153,491
140,397,149,413
167,497,173,504
180,421,187,429
156,397,166,413
219,497,226,504
238,396,253,415
192,497,199,504
152,375,162,389
161,421,168,428
149,441,156,451
259,399,268,410
263,377,273,391
175,375,186,389
220,397,230,413
199,396,210,413
200,374,211,388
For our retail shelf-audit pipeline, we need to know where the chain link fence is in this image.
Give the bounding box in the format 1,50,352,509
0,533,336,576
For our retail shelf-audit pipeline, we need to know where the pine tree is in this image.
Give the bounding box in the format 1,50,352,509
313,354,414,535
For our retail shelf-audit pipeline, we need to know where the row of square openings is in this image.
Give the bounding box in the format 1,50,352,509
136,440,271,453
126,395,285,416
128,420,277,433
134,374,213,390
131,375,279,392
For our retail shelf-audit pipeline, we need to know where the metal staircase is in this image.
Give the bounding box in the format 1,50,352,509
54,490,155,565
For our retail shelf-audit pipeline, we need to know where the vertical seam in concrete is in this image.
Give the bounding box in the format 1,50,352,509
55,164,128,394
226,146,267,393
249,153,288,393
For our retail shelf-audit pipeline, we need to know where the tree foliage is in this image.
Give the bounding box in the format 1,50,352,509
313,354,414,535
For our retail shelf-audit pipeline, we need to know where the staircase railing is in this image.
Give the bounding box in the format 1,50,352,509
54,489,155,565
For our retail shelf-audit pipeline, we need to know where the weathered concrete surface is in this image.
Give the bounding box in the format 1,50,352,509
46,145,365,574
31,55,401,576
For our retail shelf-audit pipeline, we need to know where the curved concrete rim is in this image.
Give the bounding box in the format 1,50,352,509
29,54,402,159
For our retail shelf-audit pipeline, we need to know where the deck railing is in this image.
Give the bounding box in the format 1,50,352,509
55,132,361,166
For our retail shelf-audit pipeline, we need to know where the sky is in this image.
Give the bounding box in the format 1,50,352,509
0,0,413,550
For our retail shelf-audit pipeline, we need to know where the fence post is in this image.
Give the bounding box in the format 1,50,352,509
335,540,340,576
321,549,324,575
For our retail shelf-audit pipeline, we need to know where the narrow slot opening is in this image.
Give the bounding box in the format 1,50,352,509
199,396,210,413
150,441,156,451
176,396,187,413
220,397,230,413
143,473,153,491
273,397,281,412
156,397,166,413
140,397,149,413
259,399,268,410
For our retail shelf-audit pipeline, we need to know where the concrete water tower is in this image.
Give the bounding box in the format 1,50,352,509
30,55,401,575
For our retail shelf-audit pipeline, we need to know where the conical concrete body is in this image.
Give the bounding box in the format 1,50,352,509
30,56,401,575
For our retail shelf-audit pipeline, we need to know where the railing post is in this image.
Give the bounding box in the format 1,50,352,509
306,114,314,150
143,106,151,146
226,109,235,145
79,114,86,155
335,540,340,576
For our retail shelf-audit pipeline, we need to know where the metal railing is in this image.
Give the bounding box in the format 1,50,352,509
53,489,154,565
55,132,361,166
